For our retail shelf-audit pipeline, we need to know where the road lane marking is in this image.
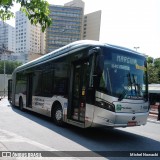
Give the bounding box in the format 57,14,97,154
0,129,81,160
0,129,57,151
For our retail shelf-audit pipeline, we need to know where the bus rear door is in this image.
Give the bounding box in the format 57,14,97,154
26,74,33,108
8,79,12,101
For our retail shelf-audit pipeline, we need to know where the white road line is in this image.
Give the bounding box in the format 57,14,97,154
0,129,80,160
0,129,57,151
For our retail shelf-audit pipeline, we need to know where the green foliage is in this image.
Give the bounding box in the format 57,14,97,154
147,57,160,84
0,0,14,20
0,0,52,32
154,58,160,68
147,56,154,64
0,61,22,74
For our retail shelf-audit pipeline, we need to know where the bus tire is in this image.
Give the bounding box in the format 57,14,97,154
19,97,24,111
52,103,64,126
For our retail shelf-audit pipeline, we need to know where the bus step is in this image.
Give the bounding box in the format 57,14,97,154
67,119,85,128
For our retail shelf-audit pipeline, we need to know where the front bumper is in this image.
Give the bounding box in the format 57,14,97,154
92,108,149,128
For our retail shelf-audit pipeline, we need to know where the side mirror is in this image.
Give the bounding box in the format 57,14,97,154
95,49,104,75
88,47,104,75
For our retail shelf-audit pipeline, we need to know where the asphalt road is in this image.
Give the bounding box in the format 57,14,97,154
0,97,160,160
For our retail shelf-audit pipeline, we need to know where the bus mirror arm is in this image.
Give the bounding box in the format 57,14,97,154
87,87,95,105
95,51,104,75
88,47,104,75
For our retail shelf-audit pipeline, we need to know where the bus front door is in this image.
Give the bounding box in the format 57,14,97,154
26,74,33,108
70,61,88,122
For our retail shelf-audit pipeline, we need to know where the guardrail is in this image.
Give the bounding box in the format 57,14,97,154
149,105,159,120
150,105,158,115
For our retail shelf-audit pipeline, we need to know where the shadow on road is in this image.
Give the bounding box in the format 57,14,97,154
10,103,160,158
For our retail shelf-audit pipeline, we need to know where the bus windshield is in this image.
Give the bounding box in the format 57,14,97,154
98,47,148,100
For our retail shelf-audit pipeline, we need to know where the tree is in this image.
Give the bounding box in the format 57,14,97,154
154,58,160,68
154,58,160,83
147,56,154,64
0,0,52,31
0,61,22,74
147,57,160,84
147,63,159,84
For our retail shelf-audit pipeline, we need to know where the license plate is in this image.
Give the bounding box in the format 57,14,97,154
127,121,137,126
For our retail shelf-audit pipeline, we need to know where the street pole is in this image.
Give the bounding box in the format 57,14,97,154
3,51,6,97
2,22,6,97
134,46,140,52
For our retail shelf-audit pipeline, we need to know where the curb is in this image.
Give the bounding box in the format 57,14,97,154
147,119,160,124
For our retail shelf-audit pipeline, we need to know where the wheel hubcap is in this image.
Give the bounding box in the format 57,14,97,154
55,110,62,120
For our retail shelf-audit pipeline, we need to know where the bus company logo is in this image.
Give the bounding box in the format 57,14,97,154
116,104,122,111
2,152,11,157
132,116,136,120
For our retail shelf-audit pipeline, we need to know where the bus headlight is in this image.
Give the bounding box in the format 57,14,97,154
96,101,115,112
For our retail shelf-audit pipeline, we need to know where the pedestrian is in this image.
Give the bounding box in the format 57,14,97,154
157,103,160,121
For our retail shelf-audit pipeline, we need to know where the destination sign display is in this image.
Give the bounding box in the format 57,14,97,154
112,53,137,65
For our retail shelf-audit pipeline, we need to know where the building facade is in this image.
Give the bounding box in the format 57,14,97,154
1,1,103,64
0,21,15,60
15,11,45,63
46,0,84,53
0,21,15,52
149,84,160,105
83,10,101,41
64,0,84,8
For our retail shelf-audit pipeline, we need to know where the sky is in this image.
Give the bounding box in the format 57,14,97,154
5,0,160,58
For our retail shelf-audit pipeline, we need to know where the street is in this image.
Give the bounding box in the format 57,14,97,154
0,97,160,160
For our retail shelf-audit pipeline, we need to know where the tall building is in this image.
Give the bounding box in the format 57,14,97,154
64,0,84,8
0,21,15,61
83,10,101,41
46,0,84,53
65,0,84,40
0,21,15,53
14,0,102,63
15,11,45,63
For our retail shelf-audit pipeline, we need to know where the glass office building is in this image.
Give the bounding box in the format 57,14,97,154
46,5,83,53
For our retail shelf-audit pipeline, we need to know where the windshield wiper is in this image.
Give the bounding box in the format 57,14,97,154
118,73,146,101
118,73,132,101
132,74,137,95
118,73,134,101
118,89,127,101
132,74,143,98
127,73,133,95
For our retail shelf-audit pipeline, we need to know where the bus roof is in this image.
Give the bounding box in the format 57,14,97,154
14,40,145,72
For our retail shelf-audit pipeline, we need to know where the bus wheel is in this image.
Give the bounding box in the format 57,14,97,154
19,97,24,111
52,104,64,126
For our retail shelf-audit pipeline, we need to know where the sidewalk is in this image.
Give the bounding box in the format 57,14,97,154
148,104,160,124
0,97,79,160
147,112,160,124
